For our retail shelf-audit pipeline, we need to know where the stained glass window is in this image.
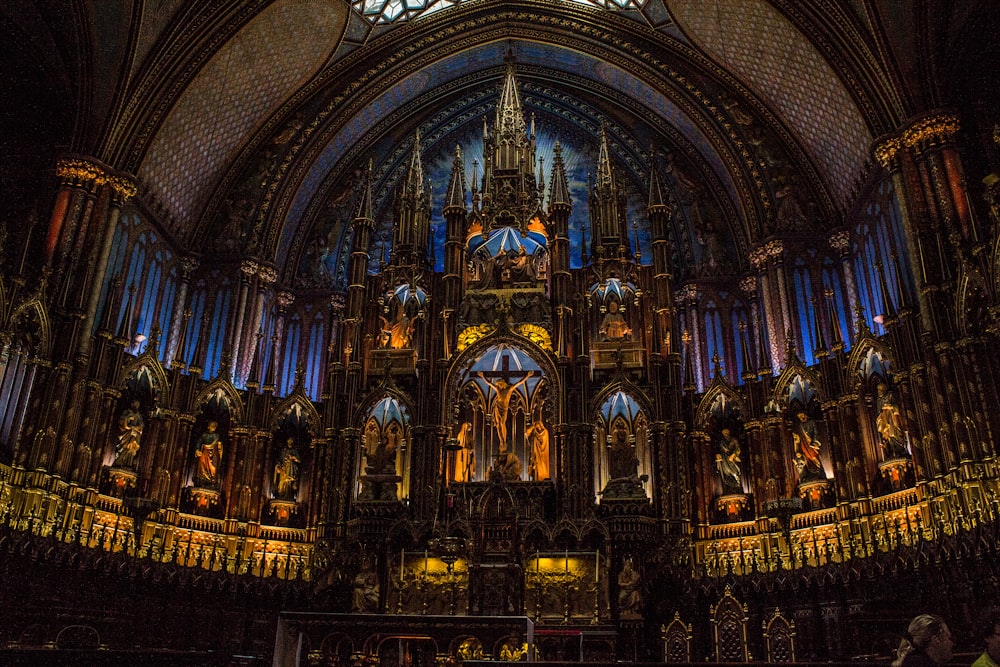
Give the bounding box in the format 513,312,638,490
352,0,642,25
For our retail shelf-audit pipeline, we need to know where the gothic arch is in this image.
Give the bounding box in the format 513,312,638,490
268,394,320,437
442,328,560,424
117,353,169,401
695,381,747,431
193,379,244,424
9,297,51,359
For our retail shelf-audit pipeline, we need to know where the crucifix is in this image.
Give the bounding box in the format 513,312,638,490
477,355,534,449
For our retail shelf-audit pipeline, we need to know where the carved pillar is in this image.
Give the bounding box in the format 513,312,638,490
828,231,857,346
239,265,275,382
165,257,199,365
272,291,295,392
751,246,782,371
76,168,137,357
228,260,258,383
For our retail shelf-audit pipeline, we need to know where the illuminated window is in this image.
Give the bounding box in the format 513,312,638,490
352,0,642,25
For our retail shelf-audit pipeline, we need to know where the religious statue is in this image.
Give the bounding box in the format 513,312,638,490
508,246,534,282
494,450,522,482
477,371,532,448
617,558,642,620
352,561,380,613
363,419,380,471
599,300,631,341
453,422,475,482
194,421,224,487
715,427,742,493
113,399,143,469
372,422,404,474
875,383,909,459
608,420,638,480
792,411,826,483
273,438,301,500
528,420,550,481
382,304,414,349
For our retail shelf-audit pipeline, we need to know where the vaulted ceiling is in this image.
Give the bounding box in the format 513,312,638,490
2,0,995,284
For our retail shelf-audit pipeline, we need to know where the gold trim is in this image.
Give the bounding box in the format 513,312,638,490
902,113,960,148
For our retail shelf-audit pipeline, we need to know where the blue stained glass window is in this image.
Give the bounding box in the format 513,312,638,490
205,283,231,379
280,314,302,397
730,301,748,382
821,261,851,350
703,301,723,381
155,266,178,363
182,288,207,368
304,313,325,400
793,262,816,365
94,220,132,335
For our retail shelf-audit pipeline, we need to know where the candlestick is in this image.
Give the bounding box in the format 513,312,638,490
564,548,568,573
400,549,404,579
424,549,428,575
595,550,599,582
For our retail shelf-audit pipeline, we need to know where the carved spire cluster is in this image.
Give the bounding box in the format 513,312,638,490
477,63,540,233
590,124,630,257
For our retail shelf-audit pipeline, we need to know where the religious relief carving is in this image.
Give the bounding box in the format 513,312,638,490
112,399,143,470
598,400,650,500
357,396,410,502
446,344,550,484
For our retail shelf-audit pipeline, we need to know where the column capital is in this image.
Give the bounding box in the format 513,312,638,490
828,230,851,254
902,111,960,149
55,157,136,201
258,265,278,285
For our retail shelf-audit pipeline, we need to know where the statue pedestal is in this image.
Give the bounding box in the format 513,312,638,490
358,473,402,502
716,493,750,521
188,486,221,514
796,479,832,510
879,458,911,492
268,498,299,525
103,466,136,497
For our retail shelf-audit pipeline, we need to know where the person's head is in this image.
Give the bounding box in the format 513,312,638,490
796,411,808,422
207,421,218,432
721,428,731,438
980,606,1000,661
895,614,953,666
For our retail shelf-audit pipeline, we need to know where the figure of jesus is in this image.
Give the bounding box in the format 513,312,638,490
477,371,532,449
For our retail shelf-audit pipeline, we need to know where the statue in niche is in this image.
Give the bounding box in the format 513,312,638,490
380,303,414,350
352,559,380,613
791,411,826,483
617,558,642,620
715,428,742,494
273,437,302,500
478,371,532,448
608,420,639,480
875,383,909,459
453,421,476,482
113,399,143,469
695,219,726,276
193,421,224,487
363,419,380,471
774,183,809,231
508,246,535,282
494,450,522,482
371,422,403,474
599,300,631,341
528,420,550,481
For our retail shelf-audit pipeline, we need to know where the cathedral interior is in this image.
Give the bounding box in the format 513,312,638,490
2,1,1000,664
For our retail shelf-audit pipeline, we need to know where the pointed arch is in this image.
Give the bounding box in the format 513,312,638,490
9,297,52,359
193,378,244,424
269,393,321,437
117,353,170,400
695,381,747,430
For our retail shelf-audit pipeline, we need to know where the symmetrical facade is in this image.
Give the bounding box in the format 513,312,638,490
1,1,1000,663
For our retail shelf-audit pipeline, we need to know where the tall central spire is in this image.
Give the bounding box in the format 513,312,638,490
479,62,539,232
495,62,527,140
